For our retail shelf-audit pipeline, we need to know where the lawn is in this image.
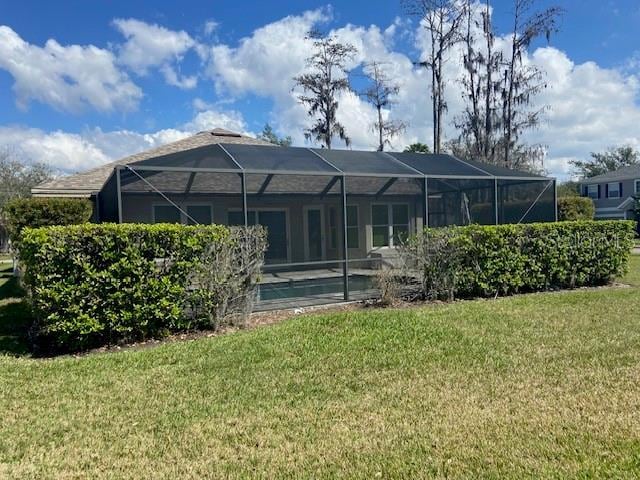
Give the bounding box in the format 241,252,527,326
0,258,639,478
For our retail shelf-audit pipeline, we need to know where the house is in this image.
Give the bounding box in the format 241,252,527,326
34,128,556,309
578,165,640,220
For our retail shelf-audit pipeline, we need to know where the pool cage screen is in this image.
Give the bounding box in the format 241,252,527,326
112,144,556,310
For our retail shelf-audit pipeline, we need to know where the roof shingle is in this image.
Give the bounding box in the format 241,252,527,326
32,129,274,197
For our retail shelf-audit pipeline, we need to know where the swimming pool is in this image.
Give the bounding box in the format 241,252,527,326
258,275,375,302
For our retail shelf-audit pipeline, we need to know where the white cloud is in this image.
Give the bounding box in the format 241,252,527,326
0,25,142,113
0,107,251,174
206,8,640,179
113,18,199,89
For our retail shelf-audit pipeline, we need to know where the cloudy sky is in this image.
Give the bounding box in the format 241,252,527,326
1,0,639,179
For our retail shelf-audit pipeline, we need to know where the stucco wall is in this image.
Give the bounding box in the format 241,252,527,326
120,193,424,264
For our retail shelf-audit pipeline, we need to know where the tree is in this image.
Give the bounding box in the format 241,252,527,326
455,0,503,163
293,32,357,149
557,181,580,197
404,0,466,154
258,123,292,147
570,146,640,179
0,148,53,210
360,61,407,151
501,0,563,168
404,143,431,153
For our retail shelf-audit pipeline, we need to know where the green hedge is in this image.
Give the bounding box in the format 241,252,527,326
557,196,595,221
19,223,265,353
405,221,635,299
3,197,93,244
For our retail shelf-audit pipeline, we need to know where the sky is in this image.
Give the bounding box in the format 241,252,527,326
1,0,639,180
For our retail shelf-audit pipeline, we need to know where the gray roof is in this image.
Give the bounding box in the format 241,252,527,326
578,164,640,183
32,128,274,197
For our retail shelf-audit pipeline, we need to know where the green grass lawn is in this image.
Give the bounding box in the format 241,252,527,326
1,258,639,478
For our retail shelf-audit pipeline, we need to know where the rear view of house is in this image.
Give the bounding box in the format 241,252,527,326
34,128,556,309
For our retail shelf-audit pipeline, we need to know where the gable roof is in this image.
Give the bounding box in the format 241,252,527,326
578,164,640,184
32,129,274,197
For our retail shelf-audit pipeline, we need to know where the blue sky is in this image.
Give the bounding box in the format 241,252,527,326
1,0,639,178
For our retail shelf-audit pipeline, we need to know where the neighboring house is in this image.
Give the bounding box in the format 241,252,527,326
33,128,556,308
578,165,640,220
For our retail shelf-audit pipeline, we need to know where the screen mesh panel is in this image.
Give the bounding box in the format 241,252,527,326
223,144,339,174
314,149,420,176
390,152,492,177
131,144,241,171
498,179,555,223
427,178,496,227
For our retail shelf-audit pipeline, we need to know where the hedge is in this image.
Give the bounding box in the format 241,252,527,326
19,223,266,353
557,196,595,221
403,221,635,300
3,197,93,245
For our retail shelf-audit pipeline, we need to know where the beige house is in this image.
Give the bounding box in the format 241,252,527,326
34,128,556,308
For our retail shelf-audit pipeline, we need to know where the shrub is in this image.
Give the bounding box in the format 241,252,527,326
19,223,266,353
557,196,595,221
3,197,93,245
401,221,635,300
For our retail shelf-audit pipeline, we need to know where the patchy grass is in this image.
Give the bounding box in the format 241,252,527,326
0,258,639,478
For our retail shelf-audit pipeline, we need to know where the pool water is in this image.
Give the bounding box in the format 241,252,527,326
258,275,374,302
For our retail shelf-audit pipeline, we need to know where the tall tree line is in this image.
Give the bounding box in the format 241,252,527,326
292,1,562,170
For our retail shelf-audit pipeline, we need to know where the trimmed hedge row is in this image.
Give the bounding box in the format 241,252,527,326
3,197,93,245
19,223,265,353
404,221,635,300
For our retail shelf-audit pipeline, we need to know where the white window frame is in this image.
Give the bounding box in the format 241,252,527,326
607,182,620,199
152,202,213,225
371,203,410,248
635,179,640,195
586,184,598,200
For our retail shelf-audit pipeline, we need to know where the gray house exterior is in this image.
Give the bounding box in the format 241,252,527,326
34,128,556,309
578,165,640,220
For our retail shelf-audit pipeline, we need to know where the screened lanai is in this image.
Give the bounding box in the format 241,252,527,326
107,143,556,309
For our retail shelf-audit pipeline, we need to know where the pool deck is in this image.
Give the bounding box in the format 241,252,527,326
260,267,377,285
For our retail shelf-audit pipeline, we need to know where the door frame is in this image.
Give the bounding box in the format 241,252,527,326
303,205,326,262
227,207,291,264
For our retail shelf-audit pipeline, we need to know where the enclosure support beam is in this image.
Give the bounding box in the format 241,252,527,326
375,177,397,198
257,174,274,196
320,176,340,198
184,173,197,194
423,176,429,229
553,180,558,222
340,176,349,301
241,172,248,226
116,166,123,224
494,178,499,225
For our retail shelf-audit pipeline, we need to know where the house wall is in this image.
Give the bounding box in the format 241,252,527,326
120,193,424,264
581,178,639,219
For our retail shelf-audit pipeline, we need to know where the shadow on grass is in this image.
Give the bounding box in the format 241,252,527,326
0,263,32,356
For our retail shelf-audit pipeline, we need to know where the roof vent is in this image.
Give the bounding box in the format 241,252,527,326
209,128,242,137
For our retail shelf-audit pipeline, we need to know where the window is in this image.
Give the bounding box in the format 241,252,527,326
392,204,409,244
328,206,358,249
328,207,338,249
635,179,640,195
153,205,181,223
346,205,359,249
372,204,410,248
186,205,212,225
227,211,257,225
372,205,390,247
607,182,620,199
586,184,599,200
